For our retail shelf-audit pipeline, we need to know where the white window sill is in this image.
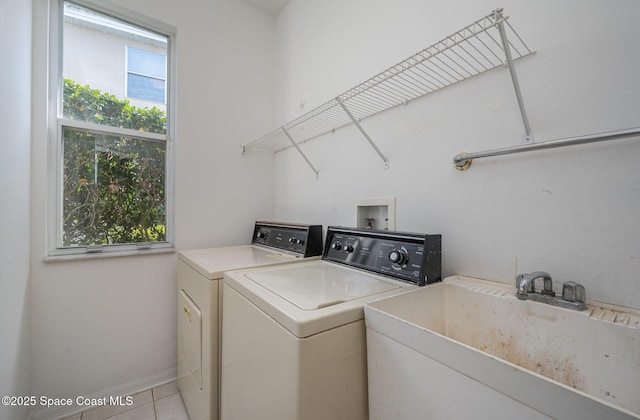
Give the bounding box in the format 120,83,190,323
45,245,176,262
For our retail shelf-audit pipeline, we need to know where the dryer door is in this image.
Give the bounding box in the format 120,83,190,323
178,289,203,389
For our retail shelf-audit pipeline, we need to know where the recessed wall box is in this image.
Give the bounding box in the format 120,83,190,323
355,197,396,231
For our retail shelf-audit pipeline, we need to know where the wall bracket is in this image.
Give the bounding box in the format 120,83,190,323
336,98,389,168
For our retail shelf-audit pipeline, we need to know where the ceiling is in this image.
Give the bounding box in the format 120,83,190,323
240,0,290,17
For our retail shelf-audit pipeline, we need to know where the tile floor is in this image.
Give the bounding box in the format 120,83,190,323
61,381,189,420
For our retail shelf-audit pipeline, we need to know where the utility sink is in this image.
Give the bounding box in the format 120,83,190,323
364,275,640,419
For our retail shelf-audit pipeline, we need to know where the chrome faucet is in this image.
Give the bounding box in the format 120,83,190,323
516,271,587,311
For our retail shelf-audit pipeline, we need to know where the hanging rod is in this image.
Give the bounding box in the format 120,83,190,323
453,127,640,170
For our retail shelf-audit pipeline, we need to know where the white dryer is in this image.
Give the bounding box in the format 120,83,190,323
177,222,322,420
221,226,441,420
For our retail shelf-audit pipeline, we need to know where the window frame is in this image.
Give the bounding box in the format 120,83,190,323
47,0,176,260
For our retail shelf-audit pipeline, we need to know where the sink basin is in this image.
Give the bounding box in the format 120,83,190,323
365,275,640,419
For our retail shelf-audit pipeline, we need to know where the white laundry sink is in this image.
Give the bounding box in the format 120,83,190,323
364,275,640,419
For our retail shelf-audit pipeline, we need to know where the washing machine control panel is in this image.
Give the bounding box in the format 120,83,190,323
252,222,323,257
324,227,441,286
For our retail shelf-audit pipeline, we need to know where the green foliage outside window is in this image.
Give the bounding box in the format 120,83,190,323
62,78,167,246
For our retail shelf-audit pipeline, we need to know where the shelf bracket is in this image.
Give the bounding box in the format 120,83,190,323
336,98,390,168
494,8,534,143
282,128,320,179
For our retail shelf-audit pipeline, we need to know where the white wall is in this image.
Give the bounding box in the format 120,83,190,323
0,1,32,419
273,0,640,309
30,0,276,415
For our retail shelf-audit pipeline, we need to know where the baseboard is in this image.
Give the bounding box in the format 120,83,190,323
27,367,177,420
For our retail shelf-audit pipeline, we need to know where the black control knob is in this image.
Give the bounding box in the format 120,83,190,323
331,242,342,251
256,230,267,239
389,249,408,265
344,244,355,253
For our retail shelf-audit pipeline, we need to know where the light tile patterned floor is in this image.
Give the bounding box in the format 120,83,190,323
61,381,189,420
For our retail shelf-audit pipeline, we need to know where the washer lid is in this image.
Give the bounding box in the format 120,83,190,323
179,245,302,279
245,264,399,310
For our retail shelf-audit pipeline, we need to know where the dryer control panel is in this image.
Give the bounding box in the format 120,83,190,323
324,226,441,286
252,222,323,258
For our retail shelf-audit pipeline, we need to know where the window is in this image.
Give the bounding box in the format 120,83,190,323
48,0,175,258
126,46,166,103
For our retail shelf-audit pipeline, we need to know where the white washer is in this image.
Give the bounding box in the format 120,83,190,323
221,226,442,420
177,222,322,420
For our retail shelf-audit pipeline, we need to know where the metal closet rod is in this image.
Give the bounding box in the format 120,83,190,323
453,127,640,170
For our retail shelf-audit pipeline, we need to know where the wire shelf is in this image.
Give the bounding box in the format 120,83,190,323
242,8,533,173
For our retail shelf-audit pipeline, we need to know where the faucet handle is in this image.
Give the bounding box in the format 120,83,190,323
574,283,586,303
562,281,586,303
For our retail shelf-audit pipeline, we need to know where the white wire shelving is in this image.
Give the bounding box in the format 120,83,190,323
241,8,534,177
